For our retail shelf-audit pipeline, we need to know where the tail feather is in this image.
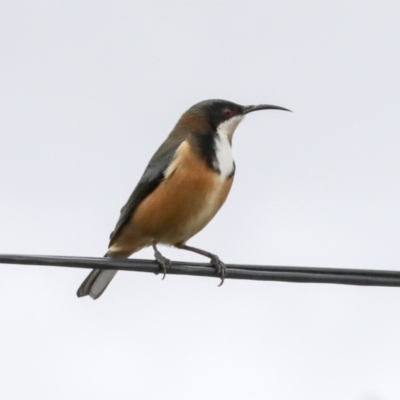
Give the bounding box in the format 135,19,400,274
77,269,118,299
77,247,144,299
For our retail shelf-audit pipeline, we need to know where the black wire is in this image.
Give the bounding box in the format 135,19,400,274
0,253,399,287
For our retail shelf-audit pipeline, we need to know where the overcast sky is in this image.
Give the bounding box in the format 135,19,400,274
1,1,400,399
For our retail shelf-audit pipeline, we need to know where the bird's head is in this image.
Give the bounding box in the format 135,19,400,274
176,99,291,141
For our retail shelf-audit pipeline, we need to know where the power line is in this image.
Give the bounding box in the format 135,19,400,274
1,253,400,287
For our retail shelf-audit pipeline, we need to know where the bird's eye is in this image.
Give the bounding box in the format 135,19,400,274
223,108,233,117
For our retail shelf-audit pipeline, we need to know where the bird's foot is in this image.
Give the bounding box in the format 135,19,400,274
154,249,171,280
210,255,227,286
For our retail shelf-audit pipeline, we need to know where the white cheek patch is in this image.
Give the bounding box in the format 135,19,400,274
217,115,244,140
215,115,243,178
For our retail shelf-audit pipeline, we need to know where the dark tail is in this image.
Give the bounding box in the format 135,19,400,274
77,269,118,299
77,252,118,299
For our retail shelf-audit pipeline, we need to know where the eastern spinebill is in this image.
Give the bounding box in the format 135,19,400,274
77,99,290,299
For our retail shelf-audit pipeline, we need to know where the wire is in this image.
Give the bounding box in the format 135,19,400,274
1,253,400,287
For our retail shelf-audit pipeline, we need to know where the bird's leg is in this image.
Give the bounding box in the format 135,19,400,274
152,241,171,280
176,244,227,286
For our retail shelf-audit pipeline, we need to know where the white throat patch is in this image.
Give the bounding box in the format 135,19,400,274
214,115,243,178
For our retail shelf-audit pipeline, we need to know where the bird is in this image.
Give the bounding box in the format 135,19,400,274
77,99,290,299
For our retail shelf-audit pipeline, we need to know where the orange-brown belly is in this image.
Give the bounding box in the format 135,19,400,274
110,141,233,255
133,146,233,245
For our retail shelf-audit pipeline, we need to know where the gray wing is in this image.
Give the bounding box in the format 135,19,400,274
108,137,184,247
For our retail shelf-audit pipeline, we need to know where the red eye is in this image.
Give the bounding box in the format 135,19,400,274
223,108,233,117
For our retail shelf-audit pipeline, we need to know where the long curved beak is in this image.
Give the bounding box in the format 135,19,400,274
242,104,292,114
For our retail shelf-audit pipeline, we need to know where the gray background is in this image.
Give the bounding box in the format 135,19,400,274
1,2,399,399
